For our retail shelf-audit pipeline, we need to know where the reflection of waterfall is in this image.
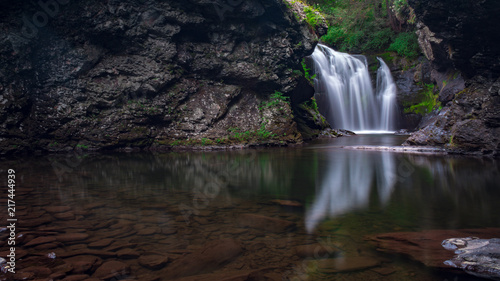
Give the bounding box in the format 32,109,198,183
311,44,398,132
305,152,396,232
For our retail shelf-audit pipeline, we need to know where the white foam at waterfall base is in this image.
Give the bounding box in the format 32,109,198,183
311,44,398,132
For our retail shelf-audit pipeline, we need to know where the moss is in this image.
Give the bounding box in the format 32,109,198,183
404,83,441,115
76,144,89,149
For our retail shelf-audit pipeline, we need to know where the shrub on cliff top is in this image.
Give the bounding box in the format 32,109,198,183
388,32,420,58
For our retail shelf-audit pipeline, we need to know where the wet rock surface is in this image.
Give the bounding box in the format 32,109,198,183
442,237,500,280
0,0,326,154
404,77,500,155
367,228,500,270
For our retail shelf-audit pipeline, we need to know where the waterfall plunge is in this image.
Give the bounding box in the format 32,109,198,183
311,44,398,133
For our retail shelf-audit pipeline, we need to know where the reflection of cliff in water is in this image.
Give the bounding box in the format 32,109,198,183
43,150,316,204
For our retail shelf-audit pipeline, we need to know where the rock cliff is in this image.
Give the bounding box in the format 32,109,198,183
0,0,324,154
405,0,500,155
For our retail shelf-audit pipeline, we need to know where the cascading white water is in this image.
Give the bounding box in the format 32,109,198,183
311,44,398,133
376,57,398,131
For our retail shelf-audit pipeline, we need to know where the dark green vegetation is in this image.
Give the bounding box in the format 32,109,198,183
304,0,420,58
403,83,440,115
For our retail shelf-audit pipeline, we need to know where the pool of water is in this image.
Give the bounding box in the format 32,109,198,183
1,135,499,280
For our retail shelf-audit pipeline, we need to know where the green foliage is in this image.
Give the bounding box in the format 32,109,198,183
223,125,277,143
76,144,89,149
201,138,213,146
365,28,394,50
301,59,316,84
307,0,420,59
404,83,440,115
318,0,395,52
304,97,319,111
260,91,290,110
303,6,322,28
387,32,420,58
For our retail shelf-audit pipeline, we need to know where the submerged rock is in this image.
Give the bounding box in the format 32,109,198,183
295,244,339,258
160,239,243,279
367,228,500,270
442,237,500,280
311,256,381,273
238,214,296,233
92,261,130,279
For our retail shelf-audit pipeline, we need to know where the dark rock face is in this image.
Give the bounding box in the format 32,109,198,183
405,77,500,155
409,0,500,78
405,0,500,155
0,0,321,153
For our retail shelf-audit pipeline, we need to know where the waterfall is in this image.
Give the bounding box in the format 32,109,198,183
376,58,398,131
311,44,398,133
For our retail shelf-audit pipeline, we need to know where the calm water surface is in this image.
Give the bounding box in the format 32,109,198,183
1,135,499,280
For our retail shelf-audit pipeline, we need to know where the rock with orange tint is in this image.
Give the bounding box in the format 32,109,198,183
366,228,500,269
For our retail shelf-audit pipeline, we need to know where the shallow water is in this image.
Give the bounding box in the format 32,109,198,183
1,135,499,280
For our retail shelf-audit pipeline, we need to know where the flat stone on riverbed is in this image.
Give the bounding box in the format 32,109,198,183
160,239,243,279
56,233,90,243
24,236,57,247
314,257,381,273
138,254,169,269
45,206,72,213
89,238,114,248
92,261,130,279
295,244,340,258
238,214,296,233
